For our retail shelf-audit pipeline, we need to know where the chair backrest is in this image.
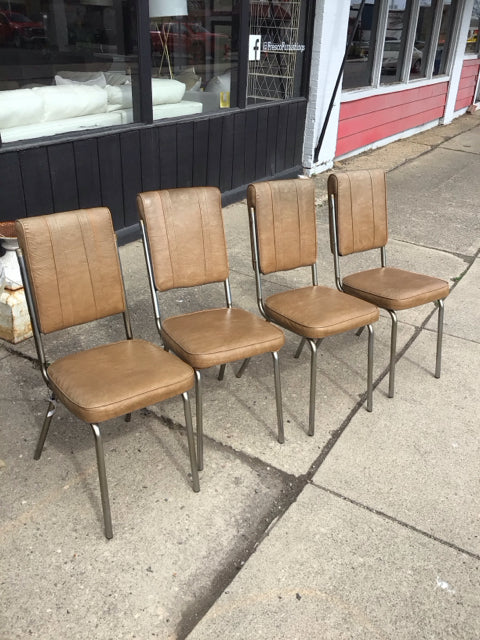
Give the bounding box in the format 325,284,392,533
137,187,229,291
327,169,388,256
247,178,317,275
16,208,126,334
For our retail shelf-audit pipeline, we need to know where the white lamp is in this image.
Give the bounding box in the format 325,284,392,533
149,0,187,16
149,0,188,78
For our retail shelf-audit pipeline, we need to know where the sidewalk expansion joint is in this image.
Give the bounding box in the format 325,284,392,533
0,343,41,368
389,238,475,264
439,146,480,157
311,483,480,562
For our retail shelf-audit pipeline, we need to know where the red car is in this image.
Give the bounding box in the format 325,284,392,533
0,11,47,48
151,21,230,62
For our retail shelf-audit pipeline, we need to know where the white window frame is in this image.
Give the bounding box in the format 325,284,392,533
342,0,461,97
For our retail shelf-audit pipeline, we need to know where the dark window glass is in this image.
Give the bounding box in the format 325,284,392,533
380,3,410,85
433,0,457,75
465,2,480,54
343,0,379,90
409,0,435,80
150,0,237,113
0,0,138,143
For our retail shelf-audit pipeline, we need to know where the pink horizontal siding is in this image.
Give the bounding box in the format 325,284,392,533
337,82,448,157
455,59,480,111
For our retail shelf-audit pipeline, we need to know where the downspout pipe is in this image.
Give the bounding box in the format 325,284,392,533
313,0,367,164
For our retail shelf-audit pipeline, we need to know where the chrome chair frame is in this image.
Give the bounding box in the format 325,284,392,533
17,247,199,540
328,192,445,399
248,205,374,437
140,219,284,470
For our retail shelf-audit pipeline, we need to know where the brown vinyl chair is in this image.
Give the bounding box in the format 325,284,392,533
247,178,379,436
327,169,450,398
137,186,285,469
16,207,199,539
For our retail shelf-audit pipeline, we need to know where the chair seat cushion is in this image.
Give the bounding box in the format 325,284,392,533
161,307,285,369
47,339,194,423
342,267,450,310
264,286,379,338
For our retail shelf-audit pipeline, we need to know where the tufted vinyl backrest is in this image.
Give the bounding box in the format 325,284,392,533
247,179,317,275
327,169,388,256
16,208,126,334
137,186,229,291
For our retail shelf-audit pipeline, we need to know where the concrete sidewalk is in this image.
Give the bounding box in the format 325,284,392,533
1,111,479,639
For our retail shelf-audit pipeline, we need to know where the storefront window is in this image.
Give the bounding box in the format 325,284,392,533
343,0,461,92
409,0,435,80
0,0,239,144
433,0,457,75
465,1,479,54
343,0,379,91
380,2,410,85
150,0,238,114
247,0,307,102
0,0,139,144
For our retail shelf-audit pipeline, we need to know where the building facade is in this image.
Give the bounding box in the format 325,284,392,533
0,0,314,238
0,0,478,235
304,0,480,172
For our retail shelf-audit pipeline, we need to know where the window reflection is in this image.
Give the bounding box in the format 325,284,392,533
380,3,409,85
465,2,480,54
0,0,239,143
433,0,457,76
409,0,435,80
150,0,237,114
343,0,378,91
0,0,137,144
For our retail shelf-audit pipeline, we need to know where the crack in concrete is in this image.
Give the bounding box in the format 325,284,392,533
311,483,480,562
177,258,475,638
387,239,476,263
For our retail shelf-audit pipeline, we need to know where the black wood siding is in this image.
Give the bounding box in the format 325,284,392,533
0,99,306,236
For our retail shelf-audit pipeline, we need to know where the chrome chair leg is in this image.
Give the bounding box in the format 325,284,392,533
295,337,322,360
435,299,445,379
218,364,226,381
294,338,306,359
194,370,204,471
34,395,57,460
307,339,317,436
235,358,250,379
356,326,365,337
181,391,200,492
125,413,132,423
271,351,284,444
387,309,398,398
367,324,374,412
91,423,113,540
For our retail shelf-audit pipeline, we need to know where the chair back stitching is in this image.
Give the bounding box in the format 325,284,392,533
257,180,316,274
160,190,178,290
297,183,307,268
268,181,279,273
334,170,388,255
199,186,222,281
43,216,65,330
18,208,125,333
348,179,355,255
82,209,104,320
145,187,228,290
370,172,377,250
